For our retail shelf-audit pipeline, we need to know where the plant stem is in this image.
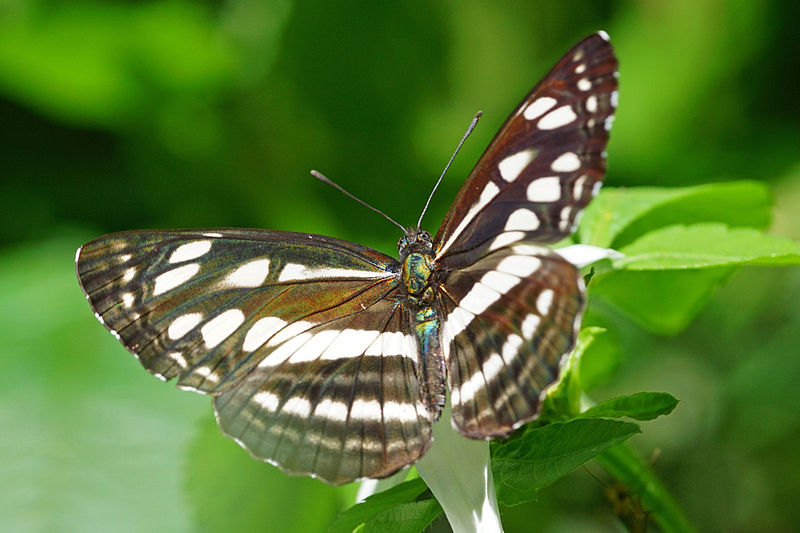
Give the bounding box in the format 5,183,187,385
595,444,697,533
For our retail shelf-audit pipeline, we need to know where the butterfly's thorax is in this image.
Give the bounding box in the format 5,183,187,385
398,229,438,306
398,229,447,420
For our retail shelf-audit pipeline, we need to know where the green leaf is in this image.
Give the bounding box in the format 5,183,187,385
327,479,430,533
589,267,735,335
540,327,606,420
186,416,341,533
579,392,679,421
579,182,771,249
615,223,800,270
491,419,640,506
363,499,442,533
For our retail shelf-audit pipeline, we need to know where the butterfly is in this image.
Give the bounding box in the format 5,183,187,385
76,32,618,485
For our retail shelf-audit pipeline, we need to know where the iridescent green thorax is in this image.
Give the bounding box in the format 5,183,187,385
403,252,433,297
398,229,437,306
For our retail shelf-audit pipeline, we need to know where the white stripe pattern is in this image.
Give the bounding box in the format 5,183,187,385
277,263,389,282
437,181,500,258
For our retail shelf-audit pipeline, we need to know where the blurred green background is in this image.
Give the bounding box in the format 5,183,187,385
1,1,799,532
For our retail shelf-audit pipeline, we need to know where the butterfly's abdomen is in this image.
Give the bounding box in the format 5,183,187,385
411,306,446,421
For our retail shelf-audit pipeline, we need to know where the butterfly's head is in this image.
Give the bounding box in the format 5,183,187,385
397,228,433,259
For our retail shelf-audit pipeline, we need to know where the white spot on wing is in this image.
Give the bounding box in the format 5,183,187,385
498,149,535,182
598,30,610,41
322,328,380,360
203,232,223,238
521,314,541,339
523,96,557,120
443,307,475,348
460,281,501,315
254,391,280,412
222,258,271,288
153,264,199,296
243,316,287,352
480,270,519,295
315,398,349,421
169,240,212,263
167,351,188,368
501,334,523,365
573,175,589,200
504,208,540,231
168,313,203,340
259,332,313,367
577,78,591,91
482,352,505,383
611,90,619,108
538,105,577,130
527,176,562,202
489,231,525,251
123,267,136,282
122,292,135,308
195,365,220,383
384,401,419,422
551,152,581,172
365,330,405,357
536,289,555,315
201,309,245,348
604,115,615,131
586,95,597,113
267,320,314,347
574,64,586,74
496,255,542,277
282,397,311,418
350,399,383,421
287,330,339,363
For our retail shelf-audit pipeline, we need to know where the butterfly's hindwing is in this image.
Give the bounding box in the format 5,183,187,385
439,244,583,437
435,33,618,261
214,299,432,485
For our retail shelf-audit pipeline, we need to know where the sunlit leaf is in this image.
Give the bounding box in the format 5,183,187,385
579,392,678,421
615,223,800,270
492,419,639,506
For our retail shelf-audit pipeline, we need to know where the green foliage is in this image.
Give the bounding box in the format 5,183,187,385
327,479,432,533
2,1,799,532
492,420,640,506
579,392,679,421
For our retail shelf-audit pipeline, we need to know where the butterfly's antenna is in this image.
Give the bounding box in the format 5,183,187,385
311,170,407,233
416,111,482,229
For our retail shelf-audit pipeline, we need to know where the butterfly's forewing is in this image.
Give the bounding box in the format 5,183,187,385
434,33,618,437
435,32,618,265
77,229,432,483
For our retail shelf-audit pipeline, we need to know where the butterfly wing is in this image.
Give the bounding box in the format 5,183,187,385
77,229,432,483
213,297,431,485
434,33,618,437
435,32,618,264
439,244,583,437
